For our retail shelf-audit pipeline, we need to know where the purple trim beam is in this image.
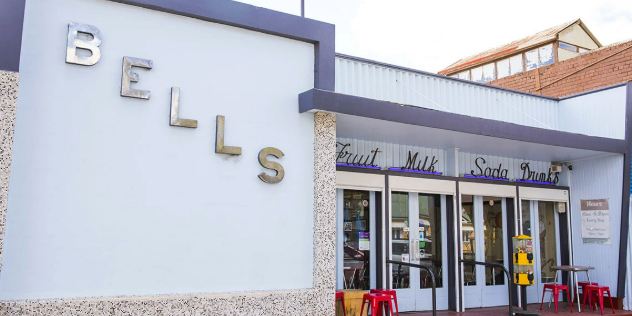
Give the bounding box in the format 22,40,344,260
617,81,632,297
515,179,556,185
336,163,380,170
0,0,26,72
298,88,627,154
107,0,335,91
388,168,442,175
463,174,509,181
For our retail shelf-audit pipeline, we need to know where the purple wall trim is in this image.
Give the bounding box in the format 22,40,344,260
335,163,380,170
463,174,509,181
108,0,335,91
0,0,26,72
299,88,628,154
616,82,632,298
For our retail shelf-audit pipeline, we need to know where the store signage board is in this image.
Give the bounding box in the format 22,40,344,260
580,199,611,244
336,143,559,184
336,142,442,175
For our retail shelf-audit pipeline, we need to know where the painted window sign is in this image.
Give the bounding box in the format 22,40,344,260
65,22,284,184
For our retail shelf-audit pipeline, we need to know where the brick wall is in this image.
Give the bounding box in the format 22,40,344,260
488,40,632,97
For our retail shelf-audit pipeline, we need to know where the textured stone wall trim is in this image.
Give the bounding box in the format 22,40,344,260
0,290,318,315
312,112,337,315
0,70,18,274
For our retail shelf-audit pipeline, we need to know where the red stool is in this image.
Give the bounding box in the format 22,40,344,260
583,285,615,315
370,289,400,316
360,293,394,316
540,283,573,313
335,292,347,316
577,281,598,305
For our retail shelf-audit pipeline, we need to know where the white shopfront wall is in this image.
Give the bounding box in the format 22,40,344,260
0,0,317,300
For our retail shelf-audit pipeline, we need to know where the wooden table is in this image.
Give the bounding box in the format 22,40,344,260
550,265,595,312
336,289,368,316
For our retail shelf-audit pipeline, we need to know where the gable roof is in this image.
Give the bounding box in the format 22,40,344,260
438,19,601,76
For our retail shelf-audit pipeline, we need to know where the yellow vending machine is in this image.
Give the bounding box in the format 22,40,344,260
512,235,541,315
513,235,534,285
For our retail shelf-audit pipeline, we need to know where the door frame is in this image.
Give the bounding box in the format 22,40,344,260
388,176,456,311
336,171,386,289
459,182,516,309
518,187,570,305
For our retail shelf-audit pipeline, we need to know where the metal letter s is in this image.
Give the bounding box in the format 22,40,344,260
66,22,102,66
121,56,153,99
258,147,285,184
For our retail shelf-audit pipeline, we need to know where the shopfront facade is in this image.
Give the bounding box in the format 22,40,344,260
320,55,632,312
333,143,576,311
1,0,632,315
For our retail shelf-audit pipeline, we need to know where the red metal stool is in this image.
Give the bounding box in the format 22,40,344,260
360,293,394,316
335,292,347,316
576,281,598,305
583,285,615,315
370,289,400,316
540,283,573,313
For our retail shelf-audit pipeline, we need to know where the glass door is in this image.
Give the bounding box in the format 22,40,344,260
462,195,509,308
391,191,415,311
390,192,448,311
521,200,562,304
414,193,448,311
336,189,376,291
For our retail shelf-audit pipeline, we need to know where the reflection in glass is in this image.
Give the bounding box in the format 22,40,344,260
510,54,523,75
461,195,476,286
392,192,410,289
539,202,558,283
483,196,504,286
559,42,577,52
497,58,510,79
522,201,531,237
343,190,370,290
419,194,442,288
483,63,496,82
471,67,484,83
525,49,539,71
459,70,470,81
539,44,554,67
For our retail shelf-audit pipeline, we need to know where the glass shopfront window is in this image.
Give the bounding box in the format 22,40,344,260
419,194,442,288
392,191,410,289
343,190,371,290
539,201,558,283
483,196,504,286
461,194,476,286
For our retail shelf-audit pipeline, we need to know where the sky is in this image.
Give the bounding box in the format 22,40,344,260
235,0,632,73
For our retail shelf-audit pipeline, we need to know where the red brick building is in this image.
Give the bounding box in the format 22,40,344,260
488,39,632,97
438,19,632,98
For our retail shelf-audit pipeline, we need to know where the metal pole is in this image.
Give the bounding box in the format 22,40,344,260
300,0,304,17
387,259,436,316
460,259,513,316
521,285,528,311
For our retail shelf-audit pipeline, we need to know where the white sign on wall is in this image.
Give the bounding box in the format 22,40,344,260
580,199,611,244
